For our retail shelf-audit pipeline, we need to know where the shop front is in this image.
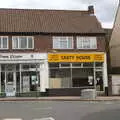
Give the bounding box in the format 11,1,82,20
0,53,49,96
48,53,108,95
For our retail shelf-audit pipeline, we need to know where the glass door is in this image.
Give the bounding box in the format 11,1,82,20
5,64,16,97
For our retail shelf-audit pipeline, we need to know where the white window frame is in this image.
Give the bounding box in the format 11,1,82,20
77,37,97,49
53,36,73,49
0,36,8,49
12,36,34,49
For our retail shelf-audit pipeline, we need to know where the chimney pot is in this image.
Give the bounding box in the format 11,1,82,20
88,5,94,15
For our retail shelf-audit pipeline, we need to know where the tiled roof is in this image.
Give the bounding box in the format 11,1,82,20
0,8,104,34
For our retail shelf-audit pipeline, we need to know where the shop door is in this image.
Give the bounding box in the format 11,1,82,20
5,71,16,97
95,70,103,91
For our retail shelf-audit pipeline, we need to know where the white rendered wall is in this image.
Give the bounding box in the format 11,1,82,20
40,60,49,92
103,53,108,89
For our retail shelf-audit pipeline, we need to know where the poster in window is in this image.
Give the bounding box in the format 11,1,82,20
31,75,37,85
23,76,30,92
88,76,93,85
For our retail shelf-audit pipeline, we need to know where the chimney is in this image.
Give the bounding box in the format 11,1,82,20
88,5,94,15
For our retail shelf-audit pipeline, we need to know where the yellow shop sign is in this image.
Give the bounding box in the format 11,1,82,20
48,53,104,63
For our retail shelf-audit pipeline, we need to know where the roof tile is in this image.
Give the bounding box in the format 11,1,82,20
0,8,104,33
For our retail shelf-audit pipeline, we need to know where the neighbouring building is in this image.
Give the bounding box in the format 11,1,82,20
0,6,108,97
109,3,120,95
104,28,112,95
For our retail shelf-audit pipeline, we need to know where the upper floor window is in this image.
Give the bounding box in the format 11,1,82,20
77,37,97,49
0,36,8,49
12,36,34,49
53,36,73,49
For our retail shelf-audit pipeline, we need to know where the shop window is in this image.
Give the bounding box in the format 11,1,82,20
16,72,20,92
0,36,8,49
72,63,82,67
1,65,5,71
22,64,29,70
12,36,34,49
83,63,93,67
6,72,13,82
6,64,16,71
1,72,5,92
50,69,59,78
95,62,103,67
49,63,59,68
21,71,40,92
22,64,40,71
16,64,19,72
34,64,40,69
72,68,94,87
96,71,103,91
49,69,71,88
60,63,70,68
77,37,97,49
30,64,37,68
53,36,73,49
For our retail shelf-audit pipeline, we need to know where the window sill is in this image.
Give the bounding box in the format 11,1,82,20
53,48,74,50
12,48,34,50
76,48,97,50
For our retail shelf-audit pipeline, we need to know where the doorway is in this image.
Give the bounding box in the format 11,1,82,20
5,65,16,97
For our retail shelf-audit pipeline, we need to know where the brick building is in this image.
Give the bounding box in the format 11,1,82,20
0,6,108,96
109,3,120,95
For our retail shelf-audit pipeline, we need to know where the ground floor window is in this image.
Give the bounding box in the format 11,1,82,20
21,71,40,92
49,62,104,91
0,64,40,94
72,68,93,87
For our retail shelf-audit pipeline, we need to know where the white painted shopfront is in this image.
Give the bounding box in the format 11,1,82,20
0,53,49,96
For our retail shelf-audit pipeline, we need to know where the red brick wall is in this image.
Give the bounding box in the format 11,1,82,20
0,35,106,53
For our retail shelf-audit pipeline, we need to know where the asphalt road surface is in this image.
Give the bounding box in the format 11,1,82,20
0,101,120,120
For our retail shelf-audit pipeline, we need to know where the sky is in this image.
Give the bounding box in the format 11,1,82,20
0,0,119,28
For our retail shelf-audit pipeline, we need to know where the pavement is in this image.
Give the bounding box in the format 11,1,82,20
0,96,120,101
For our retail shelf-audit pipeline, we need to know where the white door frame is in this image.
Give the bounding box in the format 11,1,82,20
5,65,16,97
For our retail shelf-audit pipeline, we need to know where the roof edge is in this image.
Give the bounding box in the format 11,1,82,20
0,8,90,13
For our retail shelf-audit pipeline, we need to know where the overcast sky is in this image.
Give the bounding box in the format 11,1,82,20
0,0,119,28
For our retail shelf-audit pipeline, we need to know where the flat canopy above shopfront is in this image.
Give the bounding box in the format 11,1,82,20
48,53,104,63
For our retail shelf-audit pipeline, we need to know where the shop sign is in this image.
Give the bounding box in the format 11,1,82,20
94,54,104,62
0,53,47,61
48,53,104,63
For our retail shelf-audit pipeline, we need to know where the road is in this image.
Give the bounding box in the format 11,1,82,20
0,101,120,120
